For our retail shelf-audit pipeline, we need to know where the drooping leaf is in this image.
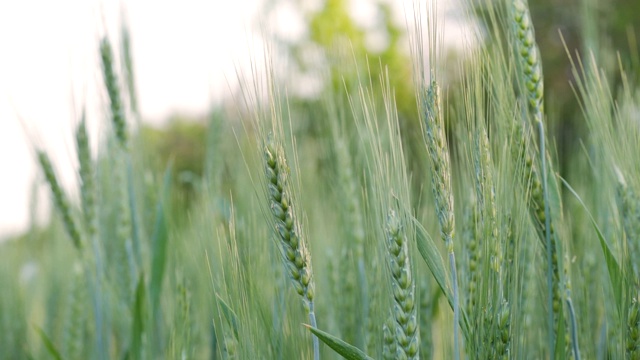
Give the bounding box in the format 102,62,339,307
560,176,626,316
303,325,373,360
35,326,64,360
412,217,470,338
150,164,172,315
130,273,147,359
215,293,239,339
554,302,566,360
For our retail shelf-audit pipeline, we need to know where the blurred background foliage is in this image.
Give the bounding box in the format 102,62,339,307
141,0,640,207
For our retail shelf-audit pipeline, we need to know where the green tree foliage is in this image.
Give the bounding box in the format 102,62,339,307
140,116,207,212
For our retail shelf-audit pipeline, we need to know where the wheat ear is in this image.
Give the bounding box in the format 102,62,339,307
100,37,128,149
37,151,83,251
514,120,564,348
263,136,319,360
422,79,460,359
510,0,567,353
385,209,419,359
382,316,398,360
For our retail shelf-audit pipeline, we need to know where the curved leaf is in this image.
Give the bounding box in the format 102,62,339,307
412,217,470,338
303,325,373,360
560,176,626,316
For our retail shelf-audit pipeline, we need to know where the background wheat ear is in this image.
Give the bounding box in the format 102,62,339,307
100,37,128,149
37,150,83,251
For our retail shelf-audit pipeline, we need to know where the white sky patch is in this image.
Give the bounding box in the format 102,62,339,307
272,0,308,44
0,0,262,239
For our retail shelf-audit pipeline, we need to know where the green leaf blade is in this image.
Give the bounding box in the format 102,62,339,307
303,325,373,360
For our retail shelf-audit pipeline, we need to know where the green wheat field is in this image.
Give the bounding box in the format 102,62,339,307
1,0,639,359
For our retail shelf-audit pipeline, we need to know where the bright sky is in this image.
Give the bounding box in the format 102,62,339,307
0,0,473,239
0,0,264,238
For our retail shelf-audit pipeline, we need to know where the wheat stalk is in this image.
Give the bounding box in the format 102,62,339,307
419,279,433,359
100,37,128,149
628,297,640,359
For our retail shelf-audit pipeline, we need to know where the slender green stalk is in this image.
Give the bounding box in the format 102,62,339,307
628,297,640,359
419,279,433,359
566,293,581,360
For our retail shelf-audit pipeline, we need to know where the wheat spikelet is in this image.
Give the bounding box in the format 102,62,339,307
382,316,398,360
100,37,128,149
422,81,455,251
222,336,238,360
513,120,564,344
463,205,480,317
385,209,419,360
335,136,368,348
474,128,500,278
419,279,433,359
263,135,319,359
264,137,315,307
422,79,460,357
75,116,96,237
62,263,87,359
37,151,83,251
495,300,511,360
511,0,544,124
